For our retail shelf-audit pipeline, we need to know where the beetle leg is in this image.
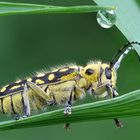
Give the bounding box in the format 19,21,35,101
64,90,73,115
27,82,49,99
20,82,51,118
114,118,123,128
63,89,74,130
106,85,123,128
64,123,70,130
22,84,30,117
112,88,123,128
47,93,57,106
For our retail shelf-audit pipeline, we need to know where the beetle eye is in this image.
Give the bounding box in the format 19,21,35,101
85,69,94,75
105,67,112,79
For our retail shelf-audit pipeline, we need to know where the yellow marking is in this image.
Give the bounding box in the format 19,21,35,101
69,66,78,69
36,73,45,77
15,80,21,83
11,85,21,90
0,84,9,92
12,93,23,114
59,68,69,72
60,72,77,81
35,79,45,84
0,87,7,92
48,74,55,81
27,78,32,82
51,69,58,72
3,96,12,113
4,84,9,88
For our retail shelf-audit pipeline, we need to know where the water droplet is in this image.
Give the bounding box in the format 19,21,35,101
96,10,116,28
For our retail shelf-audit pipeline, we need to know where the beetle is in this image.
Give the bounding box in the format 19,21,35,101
0,41,139,129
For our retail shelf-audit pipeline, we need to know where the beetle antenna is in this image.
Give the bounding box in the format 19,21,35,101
110,41,140,70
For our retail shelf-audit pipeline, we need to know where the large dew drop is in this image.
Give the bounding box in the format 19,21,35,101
96,10,116,28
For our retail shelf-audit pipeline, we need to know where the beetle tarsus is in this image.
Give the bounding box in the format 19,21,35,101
114,119,123,128
64,104,72,115
64,123,70,130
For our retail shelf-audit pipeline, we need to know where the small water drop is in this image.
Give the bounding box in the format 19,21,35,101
96,10,116,28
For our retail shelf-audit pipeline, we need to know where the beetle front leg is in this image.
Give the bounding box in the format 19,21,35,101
106,85,123,128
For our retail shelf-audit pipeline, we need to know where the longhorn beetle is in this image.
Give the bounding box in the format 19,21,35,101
0,41,139,129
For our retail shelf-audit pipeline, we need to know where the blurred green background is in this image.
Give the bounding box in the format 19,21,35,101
0,0,140,140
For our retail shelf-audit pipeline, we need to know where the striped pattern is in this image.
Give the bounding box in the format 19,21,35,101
0,66,79,96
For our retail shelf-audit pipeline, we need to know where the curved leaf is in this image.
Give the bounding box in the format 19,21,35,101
0,90,139,130
94,0,140,56
0,2,115,16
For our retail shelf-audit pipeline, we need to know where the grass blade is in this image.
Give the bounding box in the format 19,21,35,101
0,90,139,130
0,2,116,16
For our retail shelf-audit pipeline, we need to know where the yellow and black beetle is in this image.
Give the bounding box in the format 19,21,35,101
0,41,139,128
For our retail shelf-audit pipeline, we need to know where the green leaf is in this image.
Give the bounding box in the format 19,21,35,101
94,0,140,56
0,2,115,16
0,90,140,130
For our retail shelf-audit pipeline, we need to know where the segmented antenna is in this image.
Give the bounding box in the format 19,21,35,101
110,41,140,70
